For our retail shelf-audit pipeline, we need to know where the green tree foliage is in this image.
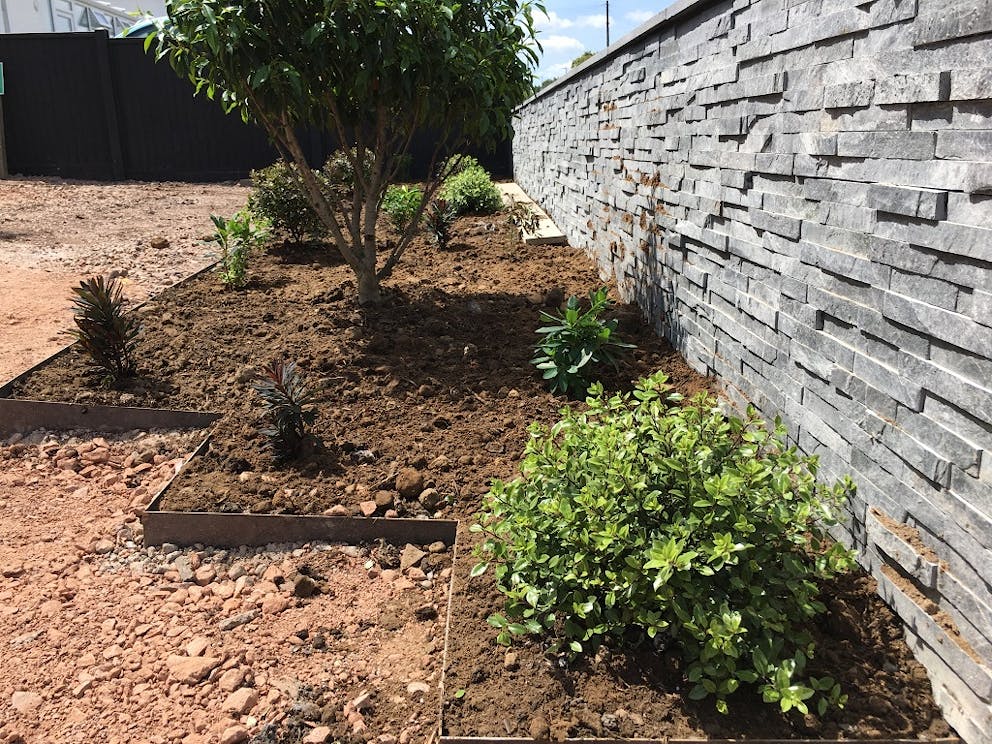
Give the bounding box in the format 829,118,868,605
571,50,594,67
473,372,856,715
151,0,543,305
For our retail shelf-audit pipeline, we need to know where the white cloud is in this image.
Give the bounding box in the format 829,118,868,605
537,10,608,30
540,33,586,52
625,10,657,24
577,14,607,29
537,10,573,30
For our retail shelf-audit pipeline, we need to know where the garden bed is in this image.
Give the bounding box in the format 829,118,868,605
2,210,961,741
441,529,954,742
8,218,710,518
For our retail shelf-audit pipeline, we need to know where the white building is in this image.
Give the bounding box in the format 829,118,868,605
1,0,167,35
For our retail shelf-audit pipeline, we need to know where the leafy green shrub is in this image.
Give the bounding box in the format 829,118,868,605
473,372,855,715
247,161,325,243
424,198,458,249
253,360,317,462
440,165,503,215
531,287,635,397
382,185,424,231
65,276,141,381
210,210,270,288
323,147,375,191
440,153,481,178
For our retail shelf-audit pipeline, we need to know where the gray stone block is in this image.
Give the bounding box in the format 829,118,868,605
837,131,936,160
866,183,948,220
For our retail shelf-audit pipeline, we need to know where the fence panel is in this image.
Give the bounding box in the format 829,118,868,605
0,31,511,182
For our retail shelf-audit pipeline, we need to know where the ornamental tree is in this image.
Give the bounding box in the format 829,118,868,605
152,0,543,304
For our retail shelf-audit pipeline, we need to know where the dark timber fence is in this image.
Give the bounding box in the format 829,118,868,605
0,30,511,182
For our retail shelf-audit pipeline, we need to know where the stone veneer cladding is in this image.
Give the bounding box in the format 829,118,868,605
513,0,992,739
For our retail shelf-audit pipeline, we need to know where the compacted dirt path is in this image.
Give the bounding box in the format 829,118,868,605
0,178,249,382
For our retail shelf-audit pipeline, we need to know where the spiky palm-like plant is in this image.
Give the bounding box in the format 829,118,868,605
65,276,141,380
253,360,317,462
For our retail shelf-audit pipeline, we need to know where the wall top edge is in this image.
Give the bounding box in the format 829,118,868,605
517,0,727,110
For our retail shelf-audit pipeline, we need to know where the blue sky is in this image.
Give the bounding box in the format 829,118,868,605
533,1,675,81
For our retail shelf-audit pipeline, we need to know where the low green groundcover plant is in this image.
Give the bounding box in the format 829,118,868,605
532,287,635,398
473,372,855,715
440,164,503,215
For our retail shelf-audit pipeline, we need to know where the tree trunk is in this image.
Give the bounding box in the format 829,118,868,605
356,264,381,305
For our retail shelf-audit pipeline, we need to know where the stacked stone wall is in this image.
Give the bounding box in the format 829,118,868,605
513,0,992,739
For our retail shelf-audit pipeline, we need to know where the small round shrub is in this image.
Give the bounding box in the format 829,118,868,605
247,161,325,244
474,371,855,716
382,184,424,231
440,166,503,215
323,147,375,191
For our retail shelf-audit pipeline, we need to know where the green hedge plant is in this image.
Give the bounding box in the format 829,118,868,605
247,161,326,244
440,165,503,215
473,372,855,715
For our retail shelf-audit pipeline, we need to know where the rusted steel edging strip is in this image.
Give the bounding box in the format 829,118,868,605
141,509,458,549
0,399,220,436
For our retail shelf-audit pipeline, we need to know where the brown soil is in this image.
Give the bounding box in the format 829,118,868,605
12,218,710,519
443,528,953,741
0,177,249,382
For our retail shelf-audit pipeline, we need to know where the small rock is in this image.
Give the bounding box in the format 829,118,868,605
261,595,290,614
352,691,373,711
1,563,25,578
293,575,320,598
303,727,332,744
10,691,43,715
374,491,395,509
326,505,350,517
150,236,170,250
427,541,446,554
165,655,221,684
359,500,378,517
406,681,430,697
529,715,550,739
222,688,258,715
186,637,210,657
218,725,249,744
218,610,258,631
395,468,424,499
418,488,442,511
400,544,427,571
218,668,247,692
504,652,519,671
194,566,216,586
92,539,115,555
174,556,195,583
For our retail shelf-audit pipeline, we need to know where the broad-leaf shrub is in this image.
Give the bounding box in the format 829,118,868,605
473,372,855,715
210,210,270,289
440,153,481,178
382,185,424,231
248,161,326,243
323,148,375,193
440,165,503,215
531,287,635,397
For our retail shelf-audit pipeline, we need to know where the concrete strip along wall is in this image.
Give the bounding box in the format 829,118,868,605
513,0,992,739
